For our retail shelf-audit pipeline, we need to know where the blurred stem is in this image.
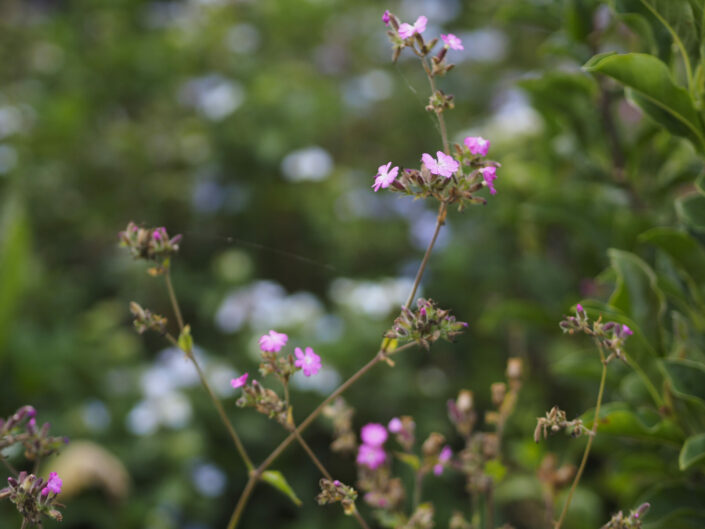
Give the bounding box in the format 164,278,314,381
405,202,447,309
165,333,254,472
554,345,608,529
227,342,417,529
421,57,450,154
486,481,495,529
164,270,184,331
413,470,424,509
0,457,17,476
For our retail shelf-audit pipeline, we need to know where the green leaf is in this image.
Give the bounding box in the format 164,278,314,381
177,324,193,352
393,452,420,471
675,194,705,233
679,433,705,470
581,402,683,444
261,470,302,507
607,249,666,345
696,172,705,195
484,459,507,482
663,358,705,404
0,194,31,356
639,228,705,284
638,484,705,527
583,53,705,151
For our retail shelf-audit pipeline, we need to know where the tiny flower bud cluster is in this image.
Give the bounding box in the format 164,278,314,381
385,299,467,350
0,406,68,462
534,406,591,443
322,398,357,454
236,380,292,429
129,301,167,335
602,503,650,529
118,222,182,268
559,304,634,362
316,478,358,516
0,472,64,525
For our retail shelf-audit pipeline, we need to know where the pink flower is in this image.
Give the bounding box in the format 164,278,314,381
41,472,62,496
382,10,391,25
422,151,459,178
295,346,321,377
622,324,633,336
480,166,497,195
464,136,490,156
388,417,402,433
361,423,388,447
372,162,399,192
576,303,584,313
357,444,386,469
398,15,427,39
433,445,452,476
441,33,463,50
230,373,249,389
259,330,288,353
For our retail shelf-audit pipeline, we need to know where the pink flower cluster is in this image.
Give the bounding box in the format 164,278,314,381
41,472,62,496
357,423,388,469
398,15,427,39
230,330,322,390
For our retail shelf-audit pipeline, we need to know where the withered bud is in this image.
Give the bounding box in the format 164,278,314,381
490,382,507,407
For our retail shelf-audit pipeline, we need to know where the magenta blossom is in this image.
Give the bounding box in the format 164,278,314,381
388,417,402,433
441,33,464,50
576,303,584,313
434,445,453,476
357,444,386,469
41,472,62,496
622,324,633,336
464,136,490,156
295,346,321,377
398,15,427,39
372,162,399,192
259,330,288,353
422,151,459,178
230,373,249,389
382,10,391,25
361,423,388,447
480,166,497,194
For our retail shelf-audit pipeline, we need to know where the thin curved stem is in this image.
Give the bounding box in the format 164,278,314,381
0,457,18,476
405,202,447,309
554,347,608,529
164,271,184,331
421,57,451,154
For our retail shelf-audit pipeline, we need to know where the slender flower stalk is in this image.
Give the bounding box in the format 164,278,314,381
554,343,608,529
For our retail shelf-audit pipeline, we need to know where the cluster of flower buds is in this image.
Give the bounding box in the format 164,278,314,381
421,433,453,476
559,304,634,363
602,503,650,529
359,471,405,512
316,478,358,516
0,407,68,462
400,503,435,529
448,390,476,439
382,11,461,79
373,140,501,209
118,222,182,269
534,406,591,443
388,416,415,452
537,453,575,492
236,380,292,429
322,398,357,455
449,511,474,529
0,471,63,525
385,298,467,350
129,302,167,335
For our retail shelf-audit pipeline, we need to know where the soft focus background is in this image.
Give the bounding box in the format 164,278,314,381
1,0,703,528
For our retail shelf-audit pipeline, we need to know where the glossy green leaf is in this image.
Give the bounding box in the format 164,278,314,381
607,249,666,344
583,53,705,151
261,470,302,507
679,433,705,470
640,228,705,284
663,358,705,404
675,194,705,233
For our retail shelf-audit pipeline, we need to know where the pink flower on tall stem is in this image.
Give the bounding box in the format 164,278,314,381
422,151,459,178
259,330,288,352
480,166,497,195
398,16,427,39
441,33,463,50
372,162,399,192
361,423,388,447
357,444,386,469
230,373,249,389
294,347,321,377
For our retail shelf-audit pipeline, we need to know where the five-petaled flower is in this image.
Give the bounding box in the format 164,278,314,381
259,330,288,353
398,16,427,39
422,151,460,178
464,136,490,156
361,423,388,447
357,443,386,469
373,162,399,192
41,472,62,496
441,33,463,50
479,166,498,195
295,346,321,377
230,373,249,389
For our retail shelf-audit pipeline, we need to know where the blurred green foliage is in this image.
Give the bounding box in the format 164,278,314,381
1,0,705,528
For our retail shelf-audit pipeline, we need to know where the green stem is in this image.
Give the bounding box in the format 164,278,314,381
554,347,608,529
413,470,424,509
421,57,450,154
164,270,184,331
0,456,18,476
